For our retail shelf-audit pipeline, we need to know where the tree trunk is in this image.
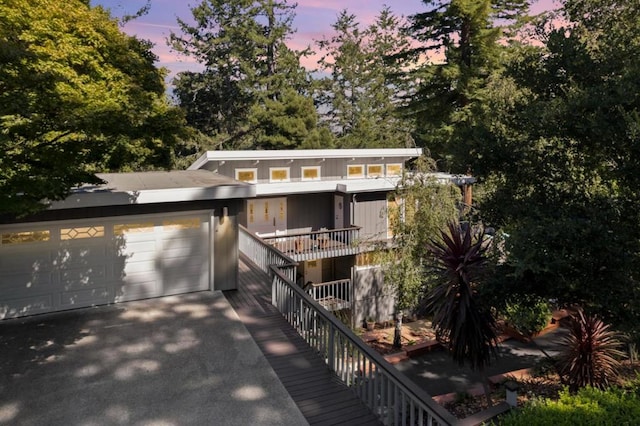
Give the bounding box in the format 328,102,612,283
393,311,403,348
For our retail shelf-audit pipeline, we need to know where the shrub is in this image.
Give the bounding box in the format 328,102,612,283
558,309,624,392
503,296,552,337
495,386,640,425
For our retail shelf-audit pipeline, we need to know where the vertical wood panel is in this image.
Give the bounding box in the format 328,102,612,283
353,193,388,240
287,194,332,232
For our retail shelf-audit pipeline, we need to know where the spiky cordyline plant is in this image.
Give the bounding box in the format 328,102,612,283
425,221,498,404
558,308,624,393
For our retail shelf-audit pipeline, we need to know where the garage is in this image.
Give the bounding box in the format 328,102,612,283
0,170,254,319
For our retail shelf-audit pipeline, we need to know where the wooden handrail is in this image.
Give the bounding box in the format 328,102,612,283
269,265,459,426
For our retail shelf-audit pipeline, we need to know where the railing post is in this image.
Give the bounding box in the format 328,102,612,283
327,325,335,371
271,275,277,307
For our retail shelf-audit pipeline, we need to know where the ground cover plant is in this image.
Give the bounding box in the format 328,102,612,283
494,379,640,425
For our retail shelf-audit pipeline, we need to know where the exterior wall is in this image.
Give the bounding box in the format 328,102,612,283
352,265,395,327
213,214,238,291
287,193,333,233
210,157,402,183
0,199,244,292
352,192,389,242
334,256,354,280
239,194,333,233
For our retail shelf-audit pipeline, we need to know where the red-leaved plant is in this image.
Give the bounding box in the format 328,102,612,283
558,308,624,392
425,221,498,405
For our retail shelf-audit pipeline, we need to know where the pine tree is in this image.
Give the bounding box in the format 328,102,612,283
315,7,415,148
169,0,329,149
403,0,530,171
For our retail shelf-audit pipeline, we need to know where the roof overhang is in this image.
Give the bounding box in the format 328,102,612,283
48,170,255,210
250,173,474,197
253,178,402,196
188,148,424,170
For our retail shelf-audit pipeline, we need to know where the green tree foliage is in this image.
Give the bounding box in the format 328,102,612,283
503,295,552,337
315,7,415,148
477,0,640,337
0,0,185,215
403,0,530,171
170,0,330,150
383,156,461,347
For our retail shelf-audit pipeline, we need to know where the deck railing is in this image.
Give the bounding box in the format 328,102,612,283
269,266,458,426
308,279,352,311
240,224,463,425
261,226,362,261
239,225,297,283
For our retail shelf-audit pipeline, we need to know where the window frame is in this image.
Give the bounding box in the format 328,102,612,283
235,168,258,183
386,163,403,177
347,164,365,179
367,164,384,178
269,167,291,183
301,166,321,181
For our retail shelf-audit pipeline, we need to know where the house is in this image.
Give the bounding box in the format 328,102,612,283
0,170,253,319
0,148,473,324
189,148,474,326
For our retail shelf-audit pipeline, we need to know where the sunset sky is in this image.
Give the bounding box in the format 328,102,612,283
92,0,559,81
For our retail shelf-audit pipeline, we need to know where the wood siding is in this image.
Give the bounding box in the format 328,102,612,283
352,192,388,241
287,193,332,232
353,266,395,325
211,157,402,183
240,194,334,234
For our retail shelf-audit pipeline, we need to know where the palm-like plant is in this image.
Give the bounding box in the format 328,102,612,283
558,309,624,393
425,221,498,405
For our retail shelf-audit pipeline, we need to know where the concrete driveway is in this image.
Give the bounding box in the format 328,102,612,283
0,292,308,426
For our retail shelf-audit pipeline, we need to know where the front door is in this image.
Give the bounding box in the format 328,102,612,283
247,197,287,236
334,195,344,229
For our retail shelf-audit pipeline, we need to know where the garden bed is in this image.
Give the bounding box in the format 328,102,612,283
443,361,640,420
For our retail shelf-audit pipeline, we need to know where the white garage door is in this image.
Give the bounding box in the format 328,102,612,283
0,212,211,319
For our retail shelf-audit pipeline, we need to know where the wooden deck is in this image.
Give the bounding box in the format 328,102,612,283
224,254,382,426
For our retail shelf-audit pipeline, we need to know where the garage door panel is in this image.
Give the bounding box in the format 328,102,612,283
116,276,159,302
53,250,109,270
0,294,54,319
0,213,211,319
60,266,108,289
60,288,109,308
163,246,206,261
122,259,158,275
163,230,204,243
0,251,53,274
0,271,53,292
122,251,157,265
163,278,205,295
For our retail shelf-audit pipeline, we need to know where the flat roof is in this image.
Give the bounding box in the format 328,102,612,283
49,170,255,210
188,148,423,170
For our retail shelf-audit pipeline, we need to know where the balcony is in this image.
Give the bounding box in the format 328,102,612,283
307,278,352,311
261,226,361,261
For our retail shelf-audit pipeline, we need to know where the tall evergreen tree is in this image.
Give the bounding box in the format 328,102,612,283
403,0,530,171
315,7,415,148
170,0,330,149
